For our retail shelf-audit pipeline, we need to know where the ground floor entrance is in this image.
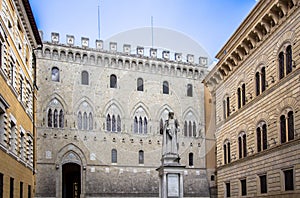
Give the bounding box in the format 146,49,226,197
62,163,81,198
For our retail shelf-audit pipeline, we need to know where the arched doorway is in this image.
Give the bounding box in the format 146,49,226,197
62,163,81,198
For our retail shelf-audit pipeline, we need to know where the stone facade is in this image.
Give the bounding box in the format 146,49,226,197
204,0,300,197
35,33,212,197
0,0,41,197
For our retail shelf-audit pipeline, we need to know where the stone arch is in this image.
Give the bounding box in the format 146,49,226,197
130,102,150,118
273,30,296,57
156,104,174,122
103,99,124,118
42,93,68,114
74,97,95,114
235,123,248,136
276,97,298,116
254,111,271,127
235,72,247,90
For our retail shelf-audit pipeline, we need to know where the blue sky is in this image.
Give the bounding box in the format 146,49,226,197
29,0,257,58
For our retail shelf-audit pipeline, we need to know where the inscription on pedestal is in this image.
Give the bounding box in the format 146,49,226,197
167,174,179,197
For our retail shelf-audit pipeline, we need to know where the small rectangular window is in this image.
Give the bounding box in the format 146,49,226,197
240,179,247,196
259,175,267,194
284,169,294,191
0,173,3,198
225,182,230,197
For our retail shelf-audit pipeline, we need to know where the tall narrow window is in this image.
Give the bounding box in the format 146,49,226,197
117,115,121,132
163,81,169,94
89,113,93,130
53,109,58,128
243,134,247,157
10,177,14,198
257,127,261,152
77,112,82,130
280,115,286,143
240,179,247,196
184,121,187,137
134,117,138,133
20,182,23,198
188,121,192,137
81,71,89,85
224,144,227,164
286,45,292,75
28,185,31,198
137,78,144,91
51,67,59,82
112,115,116,132
259,175,267,194
225,182,230,197
242,84,246,106
193,122,196,137
189,152,194,166
111,149,117,163
279,52,285,79
223,140,231,164
83,112,87,130
139,117,143,134
238,136,242,159
0,173,3,198
261,67,266,93
110,74,117,88
10,64,14,86
160,119,164,135
226,97,230,117
262,124,267,150
238,133,247,159
106,114,111,131
255,72,260,96
47,109,52,127
144,118,147,134
284,169,294,191
139,150,144,164
59,110,64,128
287,111,294,141
187,84,193,97
237,88,241,109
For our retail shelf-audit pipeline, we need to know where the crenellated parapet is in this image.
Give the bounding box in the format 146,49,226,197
38,32,209,80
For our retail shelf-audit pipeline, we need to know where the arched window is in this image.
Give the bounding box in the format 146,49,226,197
134,117,138,133
237,83,246,109
257,122,267,152
106,114,111,131
187,84,193,97
110,74,117,88
81,71,89,85
88,113,93,130
223,140,231,164
188,121,192,137
238,133,247,159
139,150,144,164
78,112,82,130
111,149,117,163
47,109,52,127
59,110,64,128
53,109,58,128
184,121,187,137
160,119,164,134
255,72,260,96
279,52,285,79
117,115,121,132
261,67,266,93
112,115,116,132
144,118,147,134
137,78,144,91
139,117,143,134
223,96,230,119
286,45,292,75
163,81,169,94
82,112,87,130
51,67,59,82
193,122,196,137
255,67,266,96
281,110,294,143
189,152,194,166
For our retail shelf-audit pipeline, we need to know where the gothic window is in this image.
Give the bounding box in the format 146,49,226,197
59,110,64,128
238,133,247,159
163,81,169,94
77,112,82,130
53,109,58,128
188,121,192,137
144,118,147,134
184,121,187,136
223,140,231,164
81,71,89,85
187,84,193,97
47,109,52,127
139,150,144,164
111,149,117,163
257,122,267,152
134,117,138,133
189,152,194,166
106,114,111,131
137,78,144,91
110,74,117,88
51,67,59,82
139,117,143,134
83,112,87,130
160,119,164,135
193,122,196,137
89,113,93,130
280,110,294,143
117,115,121,132
112,115,116,132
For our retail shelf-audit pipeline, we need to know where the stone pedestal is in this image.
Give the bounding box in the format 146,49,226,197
157,164,185,198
